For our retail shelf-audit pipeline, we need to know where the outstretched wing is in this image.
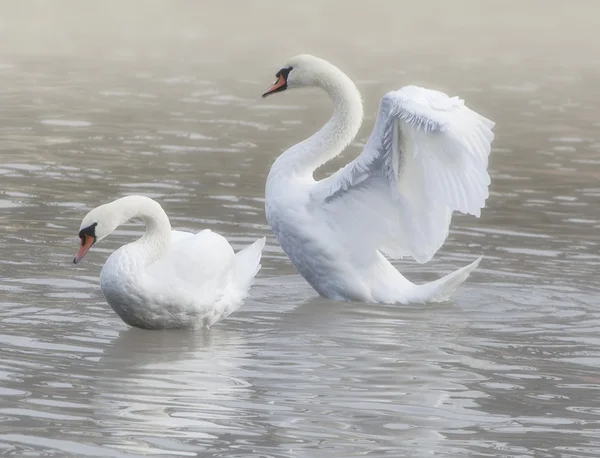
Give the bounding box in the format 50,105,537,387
312,85,495,263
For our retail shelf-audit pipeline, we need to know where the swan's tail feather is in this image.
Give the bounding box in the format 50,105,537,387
209,237,266,328
414,255,482,303
235,237,266,284
231,236,266,299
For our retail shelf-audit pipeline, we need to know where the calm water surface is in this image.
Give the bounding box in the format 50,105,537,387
1,2,600,457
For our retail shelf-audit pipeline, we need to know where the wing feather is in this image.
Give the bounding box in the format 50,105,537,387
313,85,495,263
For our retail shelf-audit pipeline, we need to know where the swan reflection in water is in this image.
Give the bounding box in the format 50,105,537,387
89,326,257,453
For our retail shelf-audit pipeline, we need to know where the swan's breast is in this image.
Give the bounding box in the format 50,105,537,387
99,251,147,323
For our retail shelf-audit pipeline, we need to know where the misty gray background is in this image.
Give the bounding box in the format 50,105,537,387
0,1,599,457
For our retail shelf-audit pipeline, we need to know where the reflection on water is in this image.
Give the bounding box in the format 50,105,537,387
1,1,600,456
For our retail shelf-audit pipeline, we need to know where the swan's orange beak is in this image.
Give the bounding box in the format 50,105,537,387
74,234,95,264
262,74,287,98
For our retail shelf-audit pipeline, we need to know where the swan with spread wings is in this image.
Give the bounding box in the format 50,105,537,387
262,54,495,304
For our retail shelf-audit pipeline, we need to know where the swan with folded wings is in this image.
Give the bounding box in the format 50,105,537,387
262,54,495,304
73,195,265,329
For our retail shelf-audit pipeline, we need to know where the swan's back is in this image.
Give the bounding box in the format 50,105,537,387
148,230,265,326
161,229,235,291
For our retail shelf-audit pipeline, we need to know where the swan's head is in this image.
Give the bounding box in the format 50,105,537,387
73,203,119,264
262,54,336,97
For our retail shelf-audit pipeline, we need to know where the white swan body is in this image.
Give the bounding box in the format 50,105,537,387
73,195,265,329
262,55,495,304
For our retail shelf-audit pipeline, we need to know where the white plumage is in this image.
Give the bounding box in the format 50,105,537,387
318,85,494,264
74,195,265,329
264,55,495,304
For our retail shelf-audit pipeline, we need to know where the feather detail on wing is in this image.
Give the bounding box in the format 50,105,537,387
314,85,495,263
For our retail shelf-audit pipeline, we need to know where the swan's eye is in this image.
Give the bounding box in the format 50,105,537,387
280,67,292,80
275,67,292,80
78,222,98,243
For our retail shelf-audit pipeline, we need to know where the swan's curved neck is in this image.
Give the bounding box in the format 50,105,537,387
107,196,172,266
274,66,363,177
